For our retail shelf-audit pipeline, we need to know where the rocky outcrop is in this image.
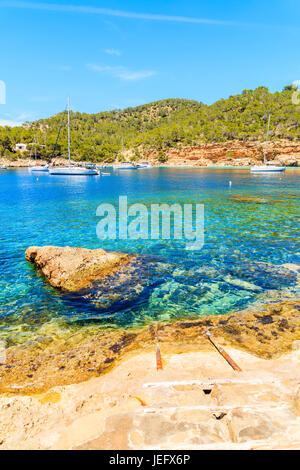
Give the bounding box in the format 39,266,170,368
0,158,48,168
143,140,300,167
25,246,130,292
0,157,73,168
3,139,300,168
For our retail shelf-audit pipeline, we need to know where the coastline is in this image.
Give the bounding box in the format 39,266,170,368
2,162,300,170
1,161,299,449
1,138,300,169
1,297,299,396
1,303,300,449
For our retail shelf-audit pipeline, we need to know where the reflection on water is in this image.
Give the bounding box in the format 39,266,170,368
0,168,299,346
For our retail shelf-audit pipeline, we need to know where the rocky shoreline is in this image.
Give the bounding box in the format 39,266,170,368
1,139,300,168
0,245,298,395
144,139,300,167
1,298,299,395
0,246,300,449
0,157,69,168
1,303,300,449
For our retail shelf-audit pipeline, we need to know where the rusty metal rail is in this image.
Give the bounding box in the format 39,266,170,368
206,329,242,372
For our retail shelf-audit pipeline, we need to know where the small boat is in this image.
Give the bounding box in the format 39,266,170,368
136,162,152,169
251,163,286,173
251,115,285,173
49,98,99,176
29,134,49,172
0,166,8,170
49,165,99,175
113,161,138,170
30,164,49,172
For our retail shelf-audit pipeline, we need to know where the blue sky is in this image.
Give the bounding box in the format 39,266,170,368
0,0,300,126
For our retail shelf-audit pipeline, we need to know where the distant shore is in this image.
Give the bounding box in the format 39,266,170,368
1,139,300,170
1,162,299,171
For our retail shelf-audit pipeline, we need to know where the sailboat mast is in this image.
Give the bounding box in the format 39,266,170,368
263,114,271,164
67,96,71,164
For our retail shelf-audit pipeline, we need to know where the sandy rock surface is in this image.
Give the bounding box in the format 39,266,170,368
1,298,300,395
25,246,130,292
1,345,300,450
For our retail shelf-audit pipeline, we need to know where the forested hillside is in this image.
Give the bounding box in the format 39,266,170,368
0,86,299,162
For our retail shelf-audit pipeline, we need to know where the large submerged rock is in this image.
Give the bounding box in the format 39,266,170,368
25,246,130,292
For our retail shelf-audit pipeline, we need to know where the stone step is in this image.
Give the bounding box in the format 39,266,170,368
143,379,280,388
140,380,287,408
141,403,289,414
75,403,293,449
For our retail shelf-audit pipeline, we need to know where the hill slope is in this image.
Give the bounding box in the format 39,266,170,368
0,87,299,162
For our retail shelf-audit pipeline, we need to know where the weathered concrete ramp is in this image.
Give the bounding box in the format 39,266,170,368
2,346,300,450
70,350,300,450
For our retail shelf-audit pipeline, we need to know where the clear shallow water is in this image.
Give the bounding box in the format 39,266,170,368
0,168,300,346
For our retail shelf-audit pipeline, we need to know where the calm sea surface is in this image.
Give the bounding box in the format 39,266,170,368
0,168,299,346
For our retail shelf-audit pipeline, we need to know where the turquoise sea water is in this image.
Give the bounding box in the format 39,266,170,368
0,168,299,346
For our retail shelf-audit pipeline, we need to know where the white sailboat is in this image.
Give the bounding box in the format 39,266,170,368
49,98,99,176
136,161,152,169
29,135,49,172
113,136,138,170
251,115,285,173
113,161,138,170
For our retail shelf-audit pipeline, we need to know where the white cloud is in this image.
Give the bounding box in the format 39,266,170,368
0,111,34,127
87,64,156,81
105,49,121,56
15,112,33,121
0,2,252,27
0,119,24,127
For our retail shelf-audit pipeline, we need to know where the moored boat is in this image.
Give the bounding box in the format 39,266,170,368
49,98,99,176
136,162,152,169
251,163,286,173
113,161,138,170
49,165,99,175
28,134,49,172
30,164,49,172
250,115,286,173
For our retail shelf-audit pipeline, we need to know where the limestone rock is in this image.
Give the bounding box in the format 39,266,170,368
143,139,300,167
292,386,300,416
227,409,284,443
25,245,130,292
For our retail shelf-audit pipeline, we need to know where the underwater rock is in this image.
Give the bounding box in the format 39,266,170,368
224,275,262,292
25,246,130,292
80,256,168,314
229,195,268,204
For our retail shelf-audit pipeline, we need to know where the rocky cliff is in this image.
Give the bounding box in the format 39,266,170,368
144,140,300,167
